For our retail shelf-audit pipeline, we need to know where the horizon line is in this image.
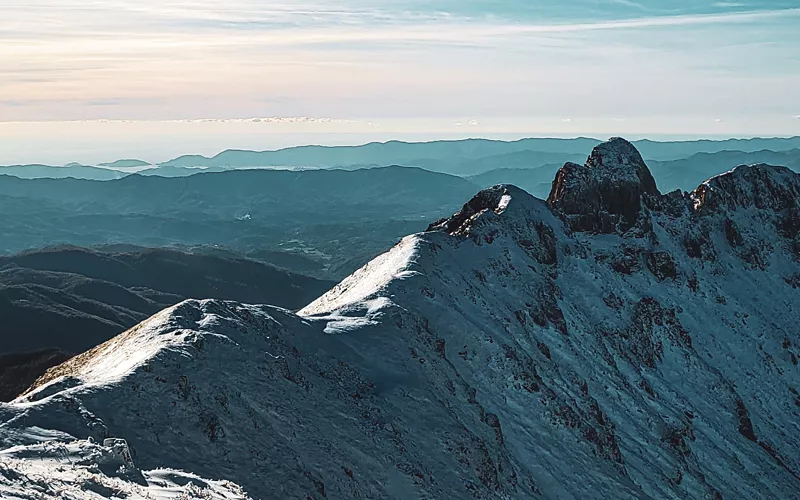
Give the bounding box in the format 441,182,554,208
3,135,800,168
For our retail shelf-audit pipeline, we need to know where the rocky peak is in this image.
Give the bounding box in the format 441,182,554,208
547,138,660,235
427,185,513,236
585,137,657,188
691,163,800,213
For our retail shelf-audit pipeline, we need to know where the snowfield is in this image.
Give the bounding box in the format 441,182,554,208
1,138,799,499
0,439,250,499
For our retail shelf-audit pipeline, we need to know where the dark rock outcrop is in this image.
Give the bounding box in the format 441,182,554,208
547,138,660,234
691,164,800,213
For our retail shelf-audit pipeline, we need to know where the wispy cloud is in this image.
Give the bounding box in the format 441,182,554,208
0,1,798,128
608,0,648,10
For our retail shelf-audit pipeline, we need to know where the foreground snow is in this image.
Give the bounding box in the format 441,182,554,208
0,439,250,499
1,138,799,499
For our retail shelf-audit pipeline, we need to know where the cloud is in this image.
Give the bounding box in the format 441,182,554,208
0,117,362,125
468,119,481,126
1,1,799,125
608,0,647,10
243,117,355,124
501,8,800,34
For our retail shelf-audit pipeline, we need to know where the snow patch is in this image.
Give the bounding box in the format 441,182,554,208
301,235,421,316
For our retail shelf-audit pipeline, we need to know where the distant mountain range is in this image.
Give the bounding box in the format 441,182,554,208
466,148,800,197
0,166,480,279
4,137,800,186
649,148,800,193
3,139,798,498
468,165,562,199
158,136,800,168
0,163,127,181
2,146,800,283
98,159,151,168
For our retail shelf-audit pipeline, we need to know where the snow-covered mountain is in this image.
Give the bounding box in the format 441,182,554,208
2,138,799,499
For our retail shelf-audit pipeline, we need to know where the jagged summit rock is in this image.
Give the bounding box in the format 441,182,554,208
427,184,515,235
2,142,800,499
692,163,800,212
586,137,657,190
547,138,660,235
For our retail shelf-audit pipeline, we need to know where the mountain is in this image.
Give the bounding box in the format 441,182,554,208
0,164,126,181
468,165,562,198
136,165,227,177
160,138,602,168
98,159,151,168
0,246,334,401
468,148,800,198
0,166,480,278
158,137,800,169
649,149,800,193
409,151,586,176
2,138,798,499
0,349,72,405
0,166,477,220
0,245,334,355
634,137,800,161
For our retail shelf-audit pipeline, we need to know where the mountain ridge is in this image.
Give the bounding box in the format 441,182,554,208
158,136,800,168
2,138,799,499
0,245,335,402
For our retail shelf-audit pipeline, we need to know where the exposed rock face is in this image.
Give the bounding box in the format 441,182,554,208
548,138,660,234
2,139,799,499
692,164,800,213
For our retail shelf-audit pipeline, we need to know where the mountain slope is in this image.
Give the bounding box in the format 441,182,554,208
0,246,334,355
0,246,334,401
2,139,799,499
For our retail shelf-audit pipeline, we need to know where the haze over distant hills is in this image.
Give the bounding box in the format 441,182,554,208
157,136,800,169
649,149,800,193
0,163,127,181
98,159,152,169
2,138,800,283
466,148,800,198
4,137,800,186
0,166,480,279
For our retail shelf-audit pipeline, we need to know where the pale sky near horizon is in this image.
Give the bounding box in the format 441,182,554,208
1,0,799,164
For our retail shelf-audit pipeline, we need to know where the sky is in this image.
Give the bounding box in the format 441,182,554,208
1,0,799,164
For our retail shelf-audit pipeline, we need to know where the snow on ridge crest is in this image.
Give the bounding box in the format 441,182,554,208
691,162,800,213
19,300,256,401
425,184,545,236
300,234,422,317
